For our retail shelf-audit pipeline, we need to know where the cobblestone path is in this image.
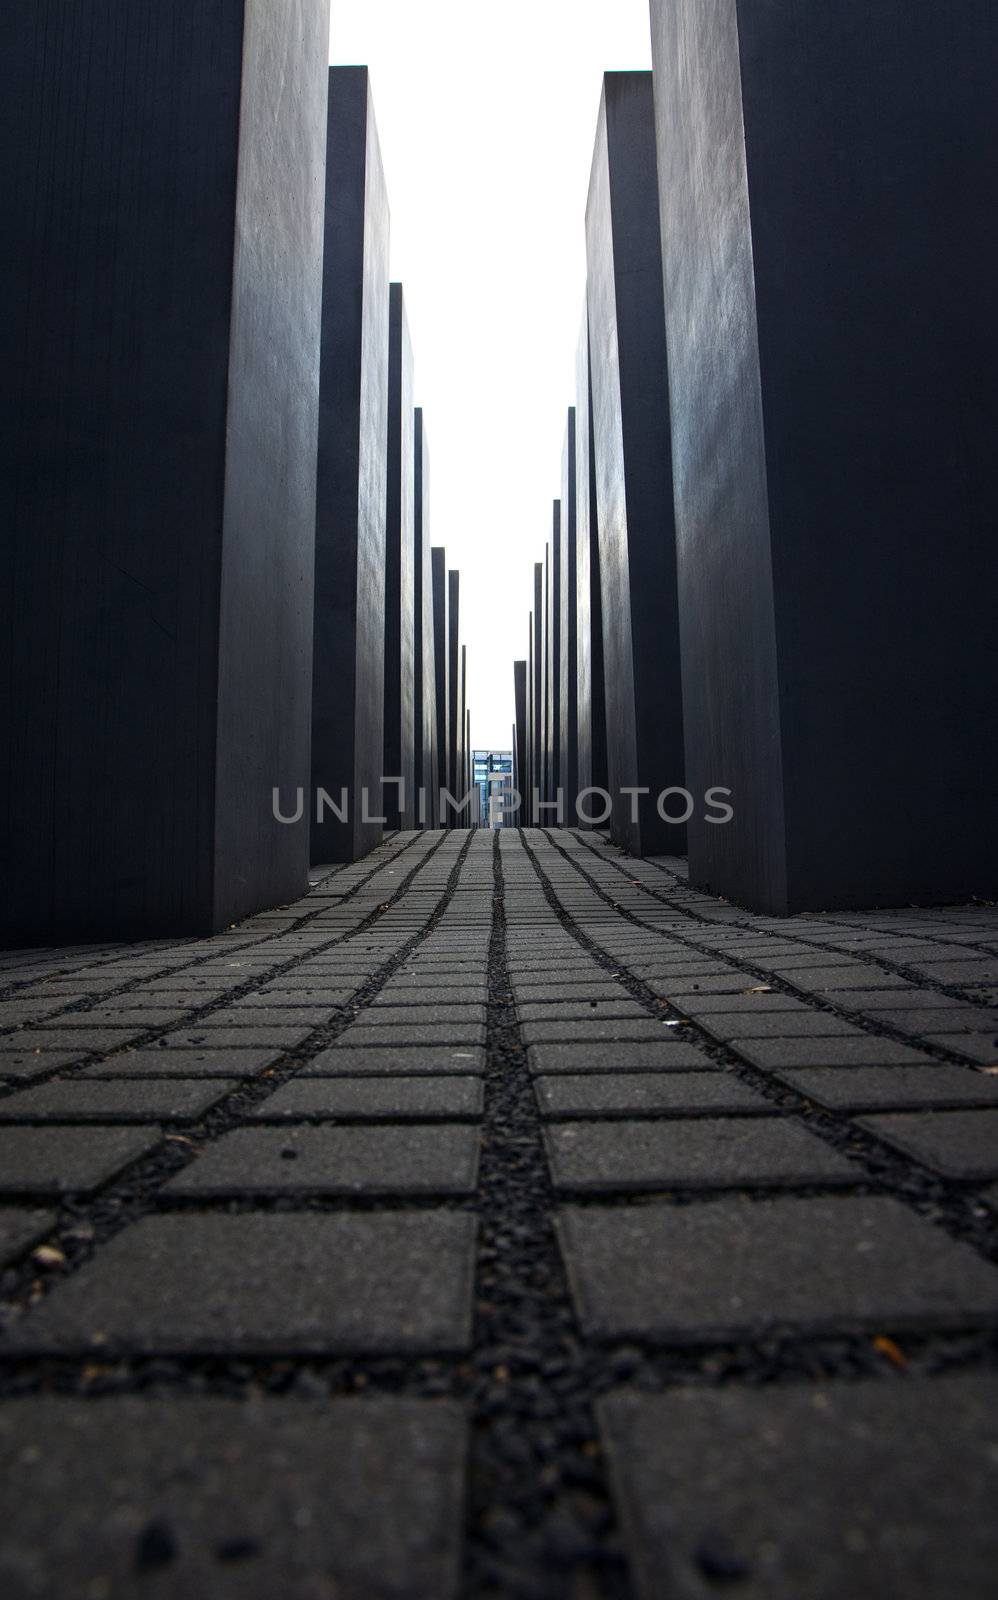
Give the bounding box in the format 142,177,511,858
1,828,997,1598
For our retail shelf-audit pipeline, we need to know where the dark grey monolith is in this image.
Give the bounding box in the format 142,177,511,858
586,72,685,857
514,661,528,823
459,645,468,812
546,507,562,814
575,310,609,823
312,66,390,864
432,548,449,819
383,283,415,830
531,568,543,823
541,546,551,810
447,571,460,818
0,0,330,943
526,618,535,821
650,0,998,911
559,415,579,823
413,410,438,826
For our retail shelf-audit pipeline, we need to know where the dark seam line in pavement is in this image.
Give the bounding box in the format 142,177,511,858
462,829,631,1600
526,831,998,1267
571,830,998,1016
0,834,442,1099
636,853,998,958
0,832,427,1020
562,830,996,1071
0,830,474,1323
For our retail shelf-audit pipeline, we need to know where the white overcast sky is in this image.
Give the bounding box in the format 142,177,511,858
328,0,652,751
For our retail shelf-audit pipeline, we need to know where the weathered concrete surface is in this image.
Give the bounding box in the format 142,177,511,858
650,0,998,910
575,309,609,818
559,414,579,822
312,66,390,864
383,284,416,830
586,73,685,858
413,411,438,825
432,548,449,815
0,0,330,940
514,661,528,823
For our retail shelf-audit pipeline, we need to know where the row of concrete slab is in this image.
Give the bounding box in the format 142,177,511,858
513,2,997,915
1,8,471,944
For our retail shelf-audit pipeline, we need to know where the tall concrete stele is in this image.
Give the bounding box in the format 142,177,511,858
586,71,686,858
312,66,390,866
413,411,439,827
0,0,330,941
575,311,609,822
649,0,998,910
383,283,417,832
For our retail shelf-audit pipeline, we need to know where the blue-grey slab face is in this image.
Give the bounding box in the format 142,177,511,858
559,411,579,817
447,570,461,809
312,66,390,865
585,72,685,859
545,504,562,808
414,412,439,824
650,0,998,912
0,0,329,941
383,284,416,829
575,309,609,808
531,566,544,821
433,547,450,806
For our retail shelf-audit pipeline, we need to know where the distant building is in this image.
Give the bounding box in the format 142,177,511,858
473,750,513,828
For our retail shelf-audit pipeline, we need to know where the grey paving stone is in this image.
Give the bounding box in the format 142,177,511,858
0,1126,162,1196
775,1066,998,1113
795,987,930,1010
648,975,760,997
334,1023,486,1047
780,967,900,992
731,1037,934,1069
511,982,626,1001
82,1048,283,1077
598,1378,998,1600
520,1019,682,1045
159,1027,310,1049
0,1049,86,1081
516,999,647,1024
928,1033,998,1064
858,1110,998,1180
0,1079,238,1122
38,1007,190,1028
907,961,998,985
0,1395,466,1600
0,1208,57,1268
545,1118,856,1193
868,1007,996,1033
527,1042,715,1074
556,1196,998,1342
534,1073,772,1119
10,1212,477,1355
358,1003,486,1025
671,992,807,1014
244,1076,483,1121
378,984,488,1005
4,1027,147,1053
385,971,489,990
303,1045,485,1076
196,1006,337,1028
697,1012,862,1041
164,1125,480,1197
